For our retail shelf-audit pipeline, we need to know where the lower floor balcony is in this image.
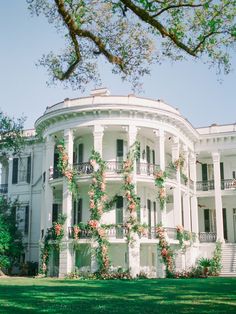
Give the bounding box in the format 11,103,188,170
199,232,217,243
197,179,236,191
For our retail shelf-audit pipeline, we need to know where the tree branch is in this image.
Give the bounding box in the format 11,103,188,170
120,0,197,56
151,3,203,18
54,0,125,77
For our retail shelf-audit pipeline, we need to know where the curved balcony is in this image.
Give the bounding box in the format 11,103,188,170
50,161,162,180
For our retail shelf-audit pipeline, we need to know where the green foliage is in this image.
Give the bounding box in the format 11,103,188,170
28,1,236,90
0,197,24,272
0,111,25,157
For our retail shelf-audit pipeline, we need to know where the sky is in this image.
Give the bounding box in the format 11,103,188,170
0,1,235,130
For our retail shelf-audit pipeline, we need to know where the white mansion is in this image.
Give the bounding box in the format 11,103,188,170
1,88,236,277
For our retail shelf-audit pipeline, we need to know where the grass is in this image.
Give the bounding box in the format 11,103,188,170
0,277,236,313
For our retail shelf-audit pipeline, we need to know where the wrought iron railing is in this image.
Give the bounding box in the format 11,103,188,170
106,161,123,174
221,179,236,190
0,183,8,194
136,163,159,176
73,162,93,175
165,227,177,240
199,232,216,243
68,227,92,239
165,166,176,180
196,180,215,191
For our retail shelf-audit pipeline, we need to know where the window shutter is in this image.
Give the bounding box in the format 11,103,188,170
204,209,210,232
152,150,155,164
52,204,59,223
54,152,59,178
73,201,77,225
24,205,29,234
116,140,124,158
77,198,83,223
146,146,150,163
12,158,18,184
202,164,208,181
220,162,224,180
27,156,31,183
78,143,84,163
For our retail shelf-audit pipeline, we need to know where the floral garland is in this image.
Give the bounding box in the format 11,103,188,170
40,214,66,275
122,142,141,244
176,225,195,249
154,170,168,210
169,153,185,172
87,150,110,273
156,224,175,277
56,139,79,199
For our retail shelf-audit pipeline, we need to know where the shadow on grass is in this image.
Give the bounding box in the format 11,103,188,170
0,277,236,313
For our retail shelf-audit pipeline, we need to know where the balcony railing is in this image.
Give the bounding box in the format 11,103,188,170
50,161,163,179
0,184,8,194
196,180,214,191
221,179,236,190
165,166,176,180
136,163,159,176
199,232,216,243
197,179,236,191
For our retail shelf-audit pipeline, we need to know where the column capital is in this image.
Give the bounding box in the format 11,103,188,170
212,151,220,163
153,129,165,138
172,136,179,145
93,125,104,135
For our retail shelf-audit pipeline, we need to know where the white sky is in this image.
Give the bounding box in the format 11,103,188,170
0,1,235,129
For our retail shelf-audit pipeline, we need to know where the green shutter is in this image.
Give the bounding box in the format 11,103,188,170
220,162,224,180
52,204,59,223
202,164,208,181
152,150,155,164
12,158,18,184
116,140,124,158
78,144,83,163
27,156,31,183
77,198,82,223
24,205,29,234
146,146,150,163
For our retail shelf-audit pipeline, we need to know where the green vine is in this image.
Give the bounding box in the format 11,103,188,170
56,139,79,199
156,224,175,278
154,170,168,210
122,141,141,244
87,150,110,273
40,214,66,276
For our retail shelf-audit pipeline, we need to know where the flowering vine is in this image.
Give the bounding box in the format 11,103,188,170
122,142,141,244
154,170,168,210
40,214,66,276
56,139,79,199
156,224,175,277
87,150,110,273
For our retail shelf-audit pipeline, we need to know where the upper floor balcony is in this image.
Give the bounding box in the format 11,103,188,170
196,179,236,192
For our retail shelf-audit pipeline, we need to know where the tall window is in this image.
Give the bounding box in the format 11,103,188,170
24,205,29,234
78,143,84,163
73,199,83,225
116,196,123,239
12,156,31,184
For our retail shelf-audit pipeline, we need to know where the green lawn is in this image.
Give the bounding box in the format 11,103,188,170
0,277,236,313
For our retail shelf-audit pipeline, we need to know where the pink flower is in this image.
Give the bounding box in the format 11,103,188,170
155,170,163,179
90,159,97,167
88,190,95,198
98,228,105,237
161,248,168,257
100,182,106,191
125,176,132,184
89,200,95,209
88,220,99,229
129,202,136,211
92,177,97,184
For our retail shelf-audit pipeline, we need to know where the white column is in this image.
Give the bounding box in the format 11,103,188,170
59,129,74,277
182,145,189,177
212,152,224,241
172,137,182,226
189,152,199,238
154,129,165,170
127,125,140,277
183,193,191,231
93,125,104,156
154,129,166,225
44,135,55,230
